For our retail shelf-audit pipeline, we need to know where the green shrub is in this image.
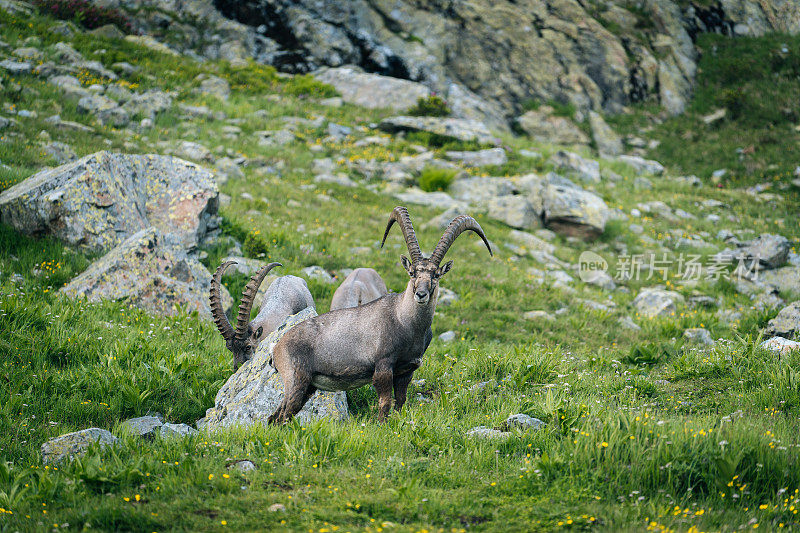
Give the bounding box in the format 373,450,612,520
407,95,450,117
281,74,338,98
220,62,279,94
32,0,133,32
418,167,458,192
243,230,269,258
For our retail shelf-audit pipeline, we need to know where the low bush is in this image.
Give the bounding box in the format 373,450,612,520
407,95,450,117
418,167,458,192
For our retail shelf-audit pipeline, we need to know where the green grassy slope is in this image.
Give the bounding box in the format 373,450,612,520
1,7,800,532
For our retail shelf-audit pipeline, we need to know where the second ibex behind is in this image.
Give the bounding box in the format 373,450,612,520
267,206,492,424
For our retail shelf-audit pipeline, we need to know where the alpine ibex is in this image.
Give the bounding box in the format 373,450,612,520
267,206,492,424
210,261,315,370
330,268,388,311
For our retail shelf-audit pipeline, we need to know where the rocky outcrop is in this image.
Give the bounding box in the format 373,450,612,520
378,116,499,145
0,151,219,254
516,107,589,145
202,307,348,428
767,302,800,339
61,227,232,320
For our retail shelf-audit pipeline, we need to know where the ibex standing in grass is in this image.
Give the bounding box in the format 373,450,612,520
267,206,492,424
210,262,314,370
330,268,388,311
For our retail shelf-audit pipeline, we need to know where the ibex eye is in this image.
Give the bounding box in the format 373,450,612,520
255,327,263,338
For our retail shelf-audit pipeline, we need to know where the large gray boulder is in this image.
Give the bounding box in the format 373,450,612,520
202,307,348,428
313,66,429,110
487,196,540,230
0,151,219,254
588,111,623,156
41,428,117,464
760,266,800,295
61,227,231,320
378,116,499,145
767,302,800,339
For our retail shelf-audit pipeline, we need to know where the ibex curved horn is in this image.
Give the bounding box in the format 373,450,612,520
429,215,492,265
234,262,282,343
381,206,423,263
210,261,236,342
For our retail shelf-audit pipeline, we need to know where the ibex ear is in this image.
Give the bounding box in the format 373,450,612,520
438,260,453,277
400,255,413,276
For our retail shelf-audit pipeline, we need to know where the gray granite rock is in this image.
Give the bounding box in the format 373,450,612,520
41,428,117,464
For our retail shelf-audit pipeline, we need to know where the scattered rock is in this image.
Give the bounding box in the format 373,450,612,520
393,188,465,211
503,414,545,431
77,94,129,126
487,195,540,230
301,265,335,284
122,90,173,120
378,116,498,145
314,67,429,111
633,288,684,318
230,460,257,472
702,108,726,125
683,327,714,345
437,287,459,307
617,155,665,176
160,423,199,438
439,331,457,342
42,141,77,164
41,428,117,464
588,111,622,156
0,151,219,253
125,35,179,56
120,415,163,438
760,266,800,295
268,503,287,512
581,269,616,290
197,75,231,100
202,307,348,428
618,316,641,331
444,148,507,167
516,107,589,145
0,59,32,74
61,227,230,319
761,336,800,356
466,426,511,440
542,184,609,239
548,151,600,183
523,310,555,321
766,302,800,339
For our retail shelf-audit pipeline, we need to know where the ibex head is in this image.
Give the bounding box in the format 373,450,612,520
381,206,492,305
210,260,282,369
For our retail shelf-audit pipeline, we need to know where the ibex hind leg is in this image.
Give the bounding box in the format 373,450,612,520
269,371,315,425
393,371,415,413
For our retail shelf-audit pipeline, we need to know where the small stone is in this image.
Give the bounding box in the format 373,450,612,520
466,426,511,440
683,328,714,345
618,316,641,331
766,302,800,339
437,287,459,307
269,503,287,512
523,310,555,321
301,265,335,284
438,330,456,342
229,460,257,472
761,336,800,356
503,414,545,431
617,155,665,176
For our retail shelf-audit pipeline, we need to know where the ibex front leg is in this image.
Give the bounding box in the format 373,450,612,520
392,371,414,413
372,359,394,422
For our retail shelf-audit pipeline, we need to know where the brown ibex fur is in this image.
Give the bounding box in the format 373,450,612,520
267,206,492,424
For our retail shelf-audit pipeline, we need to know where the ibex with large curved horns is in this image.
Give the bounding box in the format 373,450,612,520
210,262,315,370
267,206,492,424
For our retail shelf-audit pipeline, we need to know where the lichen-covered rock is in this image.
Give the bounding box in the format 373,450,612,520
542,184,609,239
77,94,129,126
548,151,600,183
466,426,511,440
160,423,199,438
588,111,623,156
767,302,800,339
487,196,540,230
314,66,430,110
684,327,714,345
503,414,545,431
633,288,685,318
61,227,231,320
378,116,499,145
0,151,219,254
516,107,589,145
122,89,173,120
617,155,665,176
444,148,507,167
203,307,348,428
41,428,117,464
760,266,800,295
119,415,163,438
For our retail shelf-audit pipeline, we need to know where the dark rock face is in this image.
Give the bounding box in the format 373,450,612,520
211,0,800,123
